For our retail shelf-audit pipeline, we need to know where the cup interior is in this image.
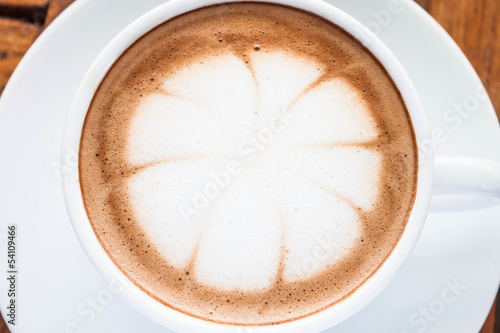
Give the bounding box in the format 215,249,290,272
61,0,434,331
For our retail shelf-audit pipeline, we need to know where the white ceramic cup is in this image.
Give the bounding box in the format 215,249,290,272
61,0,500,332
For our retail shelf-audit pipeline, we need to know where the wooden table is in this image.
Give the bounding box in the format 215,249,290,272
0,0,498,332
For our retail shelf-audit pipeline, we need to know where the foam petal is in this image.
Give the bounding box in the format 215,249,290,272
194,171,282,291
266,146,381,211
128,94,238,165
278,79,378,146
163,54,257,141
250,51,324,130
127,158,229,268
260,167,361,281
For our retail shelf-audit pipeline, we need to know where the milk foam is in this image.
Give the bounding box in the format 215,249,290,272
251,51,324,129
128,158,227,268
194,172,282,291
127,51,380,291
81,2,418,325
129,54,258,166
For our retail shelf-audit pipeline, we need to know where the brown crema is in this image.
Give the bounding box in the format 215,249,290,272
79,2,418,326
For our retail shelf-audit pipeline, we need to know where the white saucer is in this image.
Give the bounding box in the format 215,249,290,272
0,0,499,332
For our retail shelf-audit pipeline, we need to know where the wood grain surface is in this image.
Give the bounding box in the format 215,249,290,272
0,0,49,6
0,0,498,332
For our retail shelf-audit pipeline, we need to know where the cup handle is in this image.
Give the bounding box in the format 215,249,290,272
433,157,500,198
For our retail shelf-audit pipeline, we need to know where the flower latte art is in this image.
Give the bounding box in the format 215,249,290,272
80,2,418,325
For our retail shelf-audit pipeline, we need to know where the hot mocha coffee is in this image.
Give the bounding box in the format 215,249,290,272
79,2,418,326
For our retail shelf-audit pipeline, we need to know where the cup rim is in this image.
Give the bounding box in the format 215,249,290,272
61,0,434,331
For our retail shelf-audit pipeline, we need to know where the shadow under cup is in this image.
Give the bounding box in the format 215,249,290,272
61,0,434,332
